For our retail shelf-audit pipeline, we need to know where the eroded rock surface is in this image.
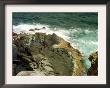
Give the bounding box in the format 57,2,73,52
13,32,85,76
87,51,98,76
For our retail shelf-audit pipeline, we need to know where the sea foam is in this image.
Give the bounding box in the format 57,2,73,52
13,23,98,70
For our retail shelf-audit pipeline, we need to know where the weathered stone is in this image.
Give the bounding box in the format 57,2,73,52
29,29,35,31
87,51,98,76
13,32,85,76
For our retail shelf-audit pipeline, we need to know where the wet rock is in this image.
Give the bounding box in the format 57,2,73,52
87,51,98,76
35,28,40,30
42,27,46,29
29,29,35,31
13,32,17,36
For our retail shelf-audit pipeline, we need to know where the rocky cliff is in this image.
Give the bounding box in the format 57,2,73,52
87,51,98,76
13,32,85,76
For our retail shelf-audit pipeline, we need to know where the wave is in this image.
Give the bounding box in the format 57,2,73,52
13,23,98,70
13,23,70,41
13,23,49,33
13,23,98,53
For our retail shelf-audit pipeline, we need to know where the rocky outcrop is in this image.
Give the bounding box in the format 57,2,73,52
87,51,98,76
13,32,85,76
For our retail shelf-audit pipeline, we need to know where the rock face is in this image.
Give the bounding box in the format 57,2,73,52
87,51,98,76
13,32,85,76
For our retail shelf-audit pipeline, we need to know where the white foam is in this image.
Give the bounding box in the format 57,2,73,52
13,23,70,42
13,23,98,71
13,23,49,33
13,24,98,54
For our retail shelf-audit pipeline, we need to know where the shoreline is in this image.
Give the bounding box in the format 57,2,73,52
13,32,87,76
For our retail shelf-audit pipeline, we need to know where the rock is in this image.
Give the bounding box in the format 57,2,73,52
13,44,18,61
13,32,85,76
35,28,40,30
42,27,46,29
13,64,17,76
87,51,98,76
29,29,35,31
16,71,46,76
13,32,17,36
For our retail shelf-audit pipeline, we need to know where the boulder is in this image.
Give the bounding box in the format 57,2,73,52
29,29,35,31
87,51,98,76
35,28,40,30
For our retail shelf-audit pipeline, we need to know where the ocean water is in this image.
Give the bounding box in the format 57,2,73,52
13,13,98,71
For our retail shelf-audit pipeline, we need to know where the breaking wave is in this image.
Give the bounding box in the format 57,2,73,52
13,23,98,70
